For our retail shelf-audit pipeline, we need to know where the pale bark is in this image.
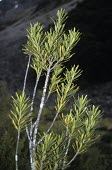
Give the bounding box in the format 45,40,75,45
29,141,35,170
30,67,51,170
15,128,20,170
23,55,31,93
30,70,42,137
67,150,79,165
33,67,51,143
62,128,70,168
29,72,42,170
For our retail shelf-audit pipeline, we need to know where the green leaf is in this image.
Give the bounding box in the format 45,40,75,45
9,92,31,131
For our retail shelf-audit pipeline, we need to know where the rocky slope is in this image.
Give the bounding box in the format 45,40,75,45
0,0,82,91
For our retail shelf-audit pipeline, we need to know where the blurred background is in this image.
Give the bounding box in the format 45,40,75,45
0,0,112,169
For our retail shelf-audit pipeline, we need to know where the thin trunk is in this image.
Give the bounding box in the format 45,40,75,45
29,141,35,170
26,127,35,170
30,67,50,170
15,128,20,170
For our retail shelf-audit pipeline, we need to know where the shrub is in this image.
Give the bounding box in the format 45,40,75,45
9,9,102,170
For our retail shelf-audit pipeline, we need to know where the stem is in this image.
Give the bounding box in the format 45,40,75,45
62,128,71,168
37,111,59,145
23,55,31,93
50,59,61,71
62,138,71,169
45,59,62,103
67,150,79,166
30,70,42,137
46,111,59,133
65,139,71,157
15,128,20,170
26,125,31,142
45,90,52,104
33,67,51,149
29,140,35,170
29,70,42,170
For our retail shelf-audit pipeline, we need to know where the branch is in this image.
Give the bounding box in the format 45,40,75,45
63,128,71,167
50,59,61,71
36,111,59,145
26,125,31,142
30,70,42,137
33,66,51,146
45,59,62,103
23,55,31,93
15,128,20,170
67,150,79,166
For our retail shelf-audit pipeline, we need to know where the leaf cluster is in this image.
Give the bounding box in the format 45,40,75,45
61,95,102,155
35,132,68,170
23,9,81,73
9,92,31,131
55,65,82,112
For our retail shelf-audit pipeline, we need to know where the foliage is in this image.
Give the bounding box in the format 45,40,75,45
9,8,102,170
35,132,68,170
69,130,112,170
10,92,31,131
0,81,30,170
0,82,112,170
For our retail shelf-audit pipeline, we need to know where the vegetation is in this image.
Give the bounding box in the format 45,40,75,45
0,8,103,170
8,9,102,170
0,0,112,169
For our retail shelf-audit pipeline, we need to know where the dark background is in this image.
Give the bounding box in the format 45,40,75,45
68,0,112,85
0,0,112,90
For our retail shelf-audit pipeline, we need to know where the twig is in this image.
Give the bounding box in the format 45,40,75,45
26,125,31,142
62,128,71,167
67,150,79,166
37,111,59,145
50,59,61,71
